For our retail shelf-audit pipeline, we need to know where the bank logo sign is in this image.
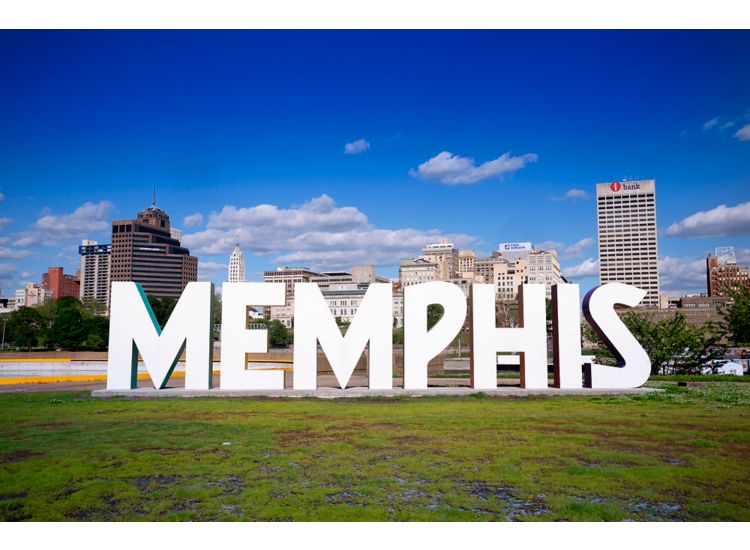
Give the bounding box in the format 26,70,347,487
107,281,651,392
500,242,532,252
610,181,642,192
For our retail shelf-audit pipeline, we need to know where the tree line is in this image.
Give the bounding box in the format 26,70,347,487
583,287,750,375
1,297,110,351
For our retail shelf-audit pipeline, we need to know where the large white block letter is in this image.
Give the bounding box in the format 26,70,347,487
221,282,286,390
552,283,583,389
107,281,213,390
471,284,547,389
582,283,650,389
293,283,392,390
404,281,467,389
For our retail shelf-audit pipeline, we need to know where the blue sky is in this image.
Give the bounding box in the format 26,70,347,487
1,30,749,297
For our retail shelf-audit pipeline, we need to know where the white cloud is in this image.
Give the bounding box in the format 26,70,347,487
14,201,113,247
734,124,750,141
562,258,599,279
409,151,538,185
0,192,4,201
551,188,590,201
273,228,476,269
205,195,366,234
666,201,750,238
0,247,32,260
702,117,720,130
562,254,709,295
0,263,17,282
565,188,589,200
183,212,204,228
0,217,12,229
535,240,563,251
564,237,595,258
721,121,735,129
737,248,750,264
343,139,370,155
536,237,594,259
659,256,706,295
198,260,228,282
183,195,479,271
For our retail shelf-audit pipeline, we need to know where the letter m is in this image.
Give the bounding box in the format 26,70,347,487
293,283,392,390
107,282,214,390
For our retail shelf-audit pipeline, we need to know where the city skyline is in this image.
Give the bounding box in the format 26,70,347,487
1,31,749,298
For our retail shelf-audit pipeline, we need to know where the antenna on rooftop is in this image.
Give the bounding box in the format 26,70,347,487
152,184,156,207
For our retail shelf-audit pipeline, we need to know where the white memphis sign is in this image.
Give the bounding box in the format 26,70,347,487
106,281,651,391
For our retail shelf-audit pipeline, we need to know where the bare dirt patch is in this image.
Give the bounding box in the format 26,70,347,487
0,450,42,464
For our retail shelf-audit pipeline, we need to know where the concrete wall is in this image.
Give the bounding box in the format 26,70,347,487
0,349,446,376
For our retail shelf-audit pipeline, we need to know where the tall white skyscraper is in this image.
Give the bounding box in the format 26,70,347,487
596,179,659,307
228,243,246,283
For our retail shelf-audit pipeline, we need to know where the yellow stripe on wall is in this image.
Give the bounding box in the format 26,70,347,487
0,367,293,385
0,358,72,363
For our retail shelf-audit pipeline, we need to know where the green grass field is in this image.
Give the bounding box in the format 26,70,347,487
1,383,749,521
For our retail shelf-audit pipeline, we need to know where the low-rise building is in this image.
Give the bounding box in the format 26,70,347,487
634,295,730,327
527,250,563,300
393,291,404,328
458,250,476,276
15,283,53,308
0,297,16,314
420,239,459,280
42,267,80,300
495,259,530,302
707,249,750,298
399,258,437,287
263,267,322,301
448,277,480,298
322,284,369,324
269,299,295,328
311,265,389,292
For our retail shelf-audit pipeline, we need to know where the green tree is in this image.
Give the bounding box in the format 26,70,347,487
48,307,85,350
8,307,44,351
81,297,107,316
720,287,750,346
211,291,222,341
267,320,293,348
427,304,444,330
147,295,177,328
392,327,404,345
212,291,222,326
614,312,725,375
83,315,110,350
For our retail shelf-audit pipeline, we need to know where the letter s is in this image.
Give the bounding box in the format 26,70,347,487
582,283,650,389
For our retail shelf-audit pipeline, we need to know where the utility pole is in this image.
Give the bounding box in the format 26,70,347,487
1,317,7,351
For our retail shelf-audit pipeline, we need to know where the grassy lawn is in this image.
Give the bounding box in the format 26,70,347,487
1,383,749,521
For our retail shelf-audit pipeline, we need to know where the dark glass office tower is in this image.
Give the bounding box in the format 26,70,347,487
109,201,198,301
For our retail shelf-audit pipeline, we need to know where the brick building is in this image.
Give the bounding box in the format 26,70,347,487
706,250,750,298
42,267,80,299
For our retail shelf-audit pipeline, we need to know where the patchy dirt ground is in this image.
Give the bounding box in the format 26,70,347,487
1,383,749,520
